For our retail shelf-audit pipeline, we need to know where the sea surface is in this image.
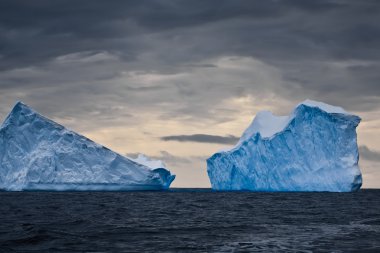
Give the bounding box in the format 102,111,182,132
0,189,379,252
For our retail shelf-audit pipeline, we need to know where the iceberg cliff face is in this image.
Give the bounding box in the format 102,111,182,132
207,100,362,192
0,102,175,191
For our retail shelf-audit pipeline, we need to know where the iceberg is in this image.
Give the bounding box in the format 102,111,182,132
207,100,362,192
127,154,167,171
0,102,175,191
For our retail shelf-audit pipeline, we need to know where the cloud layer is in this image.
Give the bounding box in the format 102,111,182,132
161,134,239,144
359,146,380,162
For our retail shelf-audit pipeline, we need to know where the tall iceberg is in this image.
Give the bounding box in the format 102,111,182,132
0,102,175,191
207,100,362,192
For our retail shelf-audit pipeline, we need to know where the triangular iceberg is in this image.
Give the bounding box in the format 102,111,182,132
0,102,175,191
207,100,362,192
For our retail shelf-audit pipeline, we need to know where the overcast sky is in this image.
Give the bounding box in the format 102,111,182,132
1,0,379,188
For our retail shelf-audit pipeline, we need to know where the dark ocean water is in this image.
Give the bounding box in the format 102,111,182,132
0,189,379,252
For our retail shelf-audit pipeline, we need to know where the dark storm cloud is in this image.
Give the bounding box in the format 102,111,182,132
359,146,380,162
1,0,380,122
161,134,239,144
1,0,380,70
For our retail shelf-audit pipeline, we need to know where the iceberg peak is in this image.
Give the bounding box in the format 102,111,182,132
2,101,34,127
8,101,37,118
299,99,348,115
11,101,30,111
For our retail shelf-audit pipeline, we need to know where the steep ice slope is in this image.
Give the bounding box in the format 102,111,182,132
0,102,175,191
207,100,362,192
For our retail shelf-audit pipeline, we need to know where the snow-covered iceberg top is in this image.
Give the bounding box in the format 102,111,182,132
232,99,350,150
0,102,175,191
207,100,362,192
